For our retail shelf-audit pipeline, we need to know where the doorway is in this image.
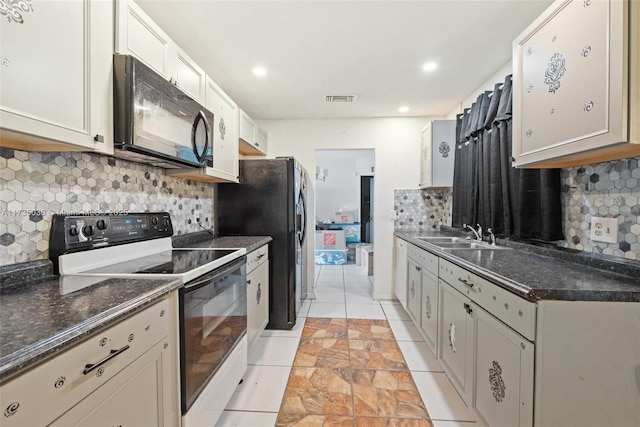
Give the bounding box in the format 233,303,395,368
314,149,375,266
360,175,373,244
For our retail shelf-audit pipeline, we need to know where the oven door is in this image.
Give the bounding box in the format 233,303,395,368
179,256,246,414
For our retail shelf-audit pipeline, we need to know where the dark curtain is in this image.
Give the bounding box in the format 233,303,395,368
451,74,564,241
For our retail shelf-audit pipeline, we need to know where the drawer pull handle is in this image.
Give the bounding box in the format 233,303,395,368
83,345,130,375
458,277,474,288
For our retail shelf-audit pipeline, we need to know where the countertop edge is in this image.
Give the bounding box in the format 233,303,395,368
0,279,182,382
394,231,640,303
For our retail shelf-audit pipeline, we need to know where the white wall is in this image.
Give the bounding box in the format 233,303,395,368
445,60,513,119
315,149,374,222
257,117,435,300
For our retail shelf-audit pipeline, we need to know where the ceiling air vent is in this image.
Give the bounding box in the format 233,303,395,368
325,95,358,103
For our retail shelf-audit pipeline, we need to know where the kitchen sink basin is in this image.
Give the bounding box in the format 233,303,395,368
434,242,508,250
416,236,466,243
416,236,509,250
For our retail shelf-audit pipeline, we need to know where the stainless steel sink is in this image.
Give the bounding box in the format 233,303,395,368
416,236,466,243
435,242,507,250
416,236,509,250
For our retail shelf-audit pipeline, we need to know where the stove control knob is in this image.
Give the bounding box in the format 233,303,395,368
96,219,107,230
151,217,159,226
82,225,95,237
69,227,79,237
162,219,170,228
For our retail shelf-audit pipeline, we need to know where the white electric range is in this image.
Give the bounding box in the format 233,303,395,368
50,212,248,425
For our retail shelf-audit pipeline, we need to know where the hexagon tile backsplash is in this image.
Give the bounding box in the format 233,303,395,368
560,157,640,260
0,148,215,265
392,157,640,261
394,189,452,232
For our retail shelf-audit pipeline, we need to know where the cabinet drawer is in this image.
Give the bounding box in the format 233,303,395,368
247,245,269,273
439,259,536,341
0,295,174,427
407,244,438,275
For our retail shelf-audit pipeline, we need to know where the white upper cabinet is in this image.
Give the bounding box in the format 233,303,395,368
169,76,239,182
419,120,456,188
171,44,206,104
512,0,639,168
0,0,113,154
115,0,172,78
238,109,266,156
255,126,269,154
115,0,206,104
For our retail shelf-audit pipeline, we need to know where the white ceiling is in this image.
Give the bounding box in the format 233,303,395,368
137,0,552,120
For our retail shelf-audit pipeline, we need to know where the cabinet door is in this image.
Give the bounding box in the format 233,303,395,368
438,280,474,405
255,127,268,154
406,258,422,324
238,109,267,156
0,0,113,153
419,269,438,354
430,120,456,187
172,45,206,105
474,305,534,427
247,260,269,347
238,109,255,144
254,260,269,339
394,238,408,310
50,338,179,427
206,77,239,181
419,120,455,188
115,0,173,79
512,0,638,167
419,124,432,188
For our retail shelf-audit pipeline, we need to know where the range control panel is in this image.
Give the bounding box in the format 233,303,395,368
49,212,173,260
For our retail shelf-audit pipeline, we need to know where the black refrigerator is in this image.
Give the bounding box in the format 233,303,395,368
217,157,308,330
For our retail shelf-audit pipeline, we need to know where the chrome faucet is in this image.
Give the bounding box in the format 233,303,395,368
464,224,482,241
487,228,496,246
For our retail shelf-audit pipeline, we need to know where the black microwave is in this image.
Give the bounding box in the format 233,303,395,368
113,54,213,169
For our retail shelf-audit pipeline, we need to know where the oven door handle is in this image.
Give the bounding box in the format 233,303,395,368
183,256,246,292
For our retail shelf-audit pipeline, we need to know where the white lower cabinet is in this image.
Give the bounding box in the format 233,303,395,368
393,237,408,310
50,339,172,426
419,268,438,354
438,280,475,405
474,304,534,427
406,257,422,324
246,245,269,347
0,293,180,426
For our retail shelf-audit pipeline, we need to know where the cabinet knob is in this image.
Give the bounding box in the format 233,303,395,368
94,134,104,143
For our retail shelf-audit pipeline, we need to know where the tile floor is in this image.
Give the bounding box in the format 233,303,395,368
216,264,480,427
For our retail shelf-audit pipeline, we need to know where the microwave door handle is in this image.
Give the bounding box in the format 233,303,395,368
191,110,210,164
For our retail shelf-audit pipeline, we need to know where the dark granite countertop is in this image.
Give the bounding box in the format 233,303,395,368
0,234,272,381
395,231,640,303
0,264,181,381
173,231,272,253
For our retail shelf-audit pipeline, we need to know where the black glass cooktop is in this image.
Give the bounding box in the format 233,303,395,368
84,249,238,275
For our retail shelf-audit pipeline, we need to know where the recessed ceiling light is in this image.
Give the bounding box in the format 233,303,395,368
398,106,410,113
423,62,437,72
253,67,267,77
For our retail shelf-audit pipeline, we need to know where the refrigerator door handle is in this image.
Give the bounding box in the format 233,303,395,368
298,190,307,245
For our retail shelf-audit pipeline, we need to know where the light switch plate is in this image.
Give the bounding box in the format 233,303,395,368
590,216,618,243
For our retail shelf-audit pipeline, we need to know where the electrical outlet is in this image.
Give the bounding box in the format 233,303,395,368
590,216,618,243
